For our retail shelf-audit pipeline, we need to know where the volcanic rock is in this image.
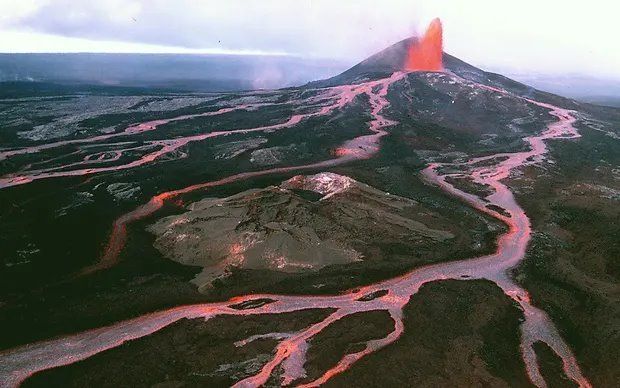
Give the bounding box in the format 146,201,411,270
148,172,454,290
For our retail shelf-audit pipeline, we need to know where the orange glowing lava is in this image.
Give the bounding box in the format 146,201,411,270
405,18,443,72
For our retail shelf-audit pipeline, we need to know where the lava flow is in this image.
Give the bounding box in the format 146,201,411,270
405,18,443,72
0,105,255,189
83,71,405,275
0,72,592,387
0,74,399,190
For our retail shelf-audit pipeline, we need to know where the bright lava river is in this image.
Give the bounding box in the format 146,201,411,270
0,72,591,387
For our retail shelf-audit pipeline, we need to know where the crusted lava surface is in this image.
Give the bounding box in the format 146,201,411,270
148,172,458,290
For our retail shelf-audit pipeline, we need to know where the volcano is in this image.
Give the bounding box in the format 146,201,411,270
309,19,574,110
1,18,619,388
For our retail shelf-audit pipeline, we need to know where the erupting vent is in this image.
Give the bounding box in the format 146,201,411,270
405,18,443,72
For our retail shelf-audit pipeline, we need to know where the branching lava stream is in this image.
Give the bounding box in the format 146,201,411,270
0,72,592,387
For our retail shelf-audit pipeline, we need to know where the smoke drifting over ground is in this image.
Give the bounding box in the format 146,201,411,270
0,53,349,91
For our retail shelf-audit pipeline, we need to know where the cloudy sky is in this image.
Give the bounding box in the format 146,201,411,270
1,0,619,79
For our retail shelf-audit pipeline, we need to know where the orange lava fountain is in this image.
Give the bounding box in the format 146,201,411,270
405,17,443,71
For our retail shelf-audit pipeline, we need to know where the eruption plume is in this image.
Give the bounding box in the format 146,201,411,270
405,18,443,71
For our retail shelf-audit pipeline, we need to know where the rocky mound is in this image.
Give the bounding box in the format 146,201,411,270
148,173,454,290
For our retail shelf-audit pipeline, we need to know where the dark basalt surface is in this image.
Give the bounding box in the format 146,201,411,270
511,120,620,387
21,281,537,387
0,34,618,387
324,280,534,387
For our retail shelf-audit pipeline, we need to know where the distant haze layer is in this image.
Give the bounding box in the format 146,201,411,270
0,53,348,91
1,1,619,82
2,52,619,107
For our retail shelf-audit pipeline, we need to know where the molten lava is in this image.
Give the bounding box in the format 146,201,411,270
405,18,443,72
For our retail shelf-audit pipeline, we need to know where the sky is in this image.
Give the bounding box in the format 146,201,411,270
1,0,619,79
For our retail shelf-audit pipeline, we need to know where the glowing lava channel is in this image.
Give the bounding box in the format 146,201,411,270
0,74,591,388
85,71,405,275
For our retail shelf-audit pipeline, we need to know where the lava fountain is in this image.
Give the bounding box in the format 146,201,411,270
405,18,443,71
